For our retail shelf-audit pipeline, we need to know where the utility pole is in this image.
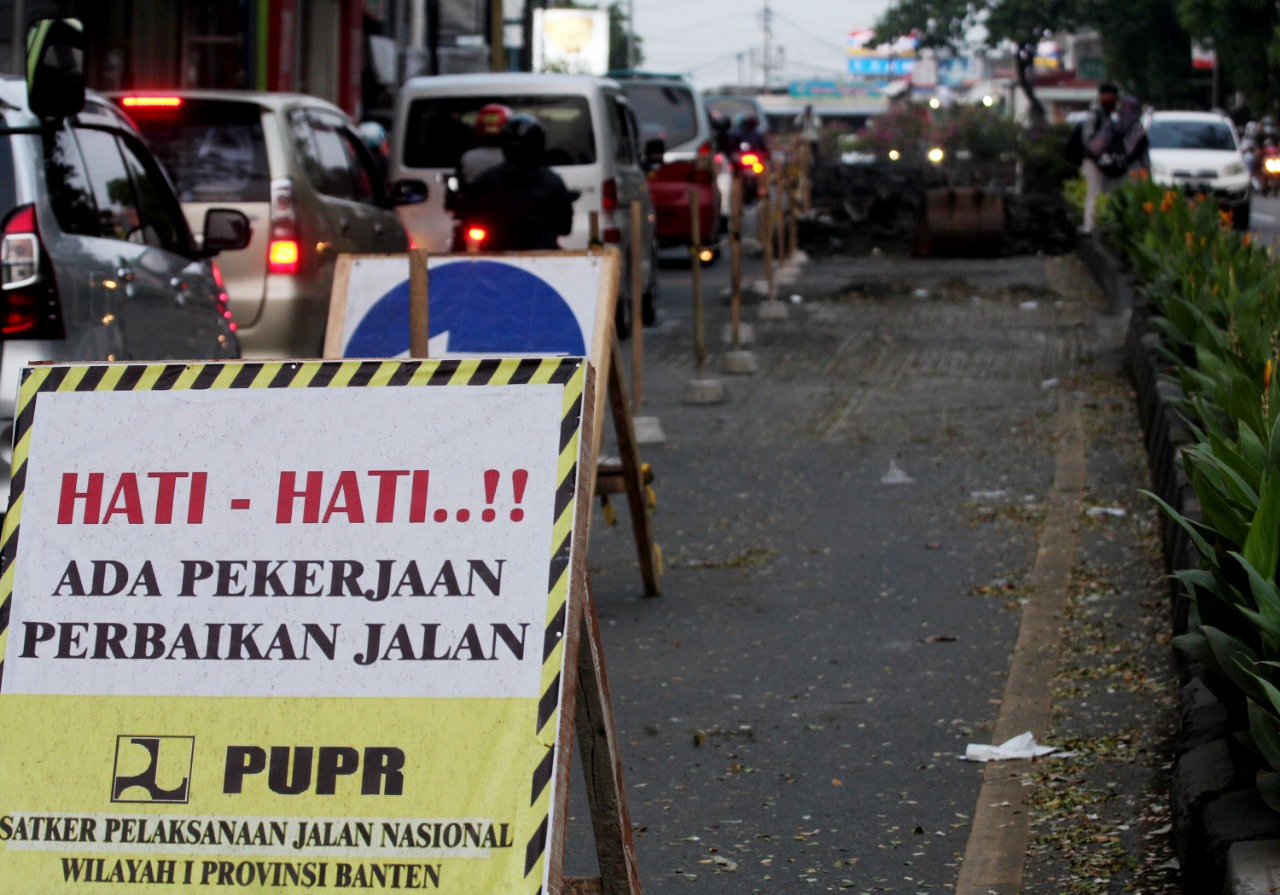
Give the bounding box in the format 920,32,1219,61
761,2,772,88
627,0,637,69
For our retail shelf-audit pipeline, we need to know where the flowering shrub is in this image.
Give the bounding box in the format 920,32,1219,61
1103,179,1280,810
851,105,931,163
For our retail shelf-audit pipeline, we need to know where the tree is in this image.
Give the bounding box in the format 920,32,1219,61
1176,0,1280,116
1092,0,1197,109
874,0,1087,121
607,2,642,71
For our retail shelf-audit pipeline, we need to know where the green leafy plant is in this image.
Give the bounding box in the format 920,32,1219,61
1104,177,1280,809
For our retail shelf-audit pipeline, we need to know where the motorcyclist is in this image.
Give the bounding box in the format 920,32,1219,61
729,112,768,154
459,103,511,187
457,114,574,251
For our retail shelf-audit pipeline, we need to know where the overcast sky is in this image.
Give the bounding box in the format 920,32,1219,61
632,0,897,90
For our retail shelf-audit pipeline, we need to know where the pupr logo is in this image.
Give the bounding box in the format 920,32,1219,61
111,735,194,804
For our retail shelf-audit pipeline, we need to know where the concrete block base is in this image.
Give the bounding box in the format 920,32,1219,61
757,300,789,321
722,350,759,375
632,416,667,445
721,322,755,346
683,377,727,405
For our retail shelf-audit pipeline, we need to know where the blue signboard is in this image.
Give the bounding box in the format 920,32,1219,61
848,57,914,77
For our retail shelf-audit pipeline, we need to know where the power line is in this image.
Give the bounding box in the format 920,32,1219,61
770,9,849,56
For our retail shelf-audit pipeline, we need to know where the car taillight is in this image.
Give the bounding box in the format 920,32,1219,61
120,96,183,110
465,226,488,252
601,179,621,242
2,206,39,290
1,204,61,339
268,240,300,274
210,261,237,332
268,178,300,275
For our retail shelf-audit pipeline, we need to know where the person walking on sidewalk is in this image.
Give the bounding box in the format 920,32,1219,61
1070,83,1117,235
794,103,822,165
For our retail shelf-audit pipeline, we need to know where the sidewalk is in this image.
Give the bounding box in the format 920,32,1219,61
567,250,1182,892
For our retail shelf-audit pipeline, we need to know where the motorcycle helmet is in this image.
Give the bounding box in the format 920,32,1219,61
358,120,388,156
501,114,546,166
474,103,512,139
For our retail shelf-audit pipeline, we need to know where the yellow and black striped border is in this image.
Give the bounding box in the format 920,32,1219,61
0,357,588,894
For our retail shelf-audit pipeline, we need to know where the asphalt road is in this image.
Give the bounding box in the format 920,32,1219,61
1251,192,1280,245
562,243,1176,892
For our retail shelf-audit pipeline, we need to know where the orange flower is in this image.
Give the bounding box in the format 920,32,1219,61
1160,191,1177,212
1130,168,1150,181
1185,231,1194,247
1266,359,1274,392
1244,233,1254,248
1143,201,1155,213
1220,209,1234,228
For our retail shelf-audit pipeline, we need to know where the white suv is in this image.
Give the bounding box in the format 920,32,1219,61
1146,111,1251,229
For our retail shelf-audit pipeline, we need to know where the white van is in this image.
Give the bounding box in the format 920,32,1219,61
388,73,658,332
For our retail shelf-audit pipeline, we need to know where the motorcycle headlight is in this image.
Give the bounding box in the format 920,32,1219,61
927,147,945,164
1265,158,1280,174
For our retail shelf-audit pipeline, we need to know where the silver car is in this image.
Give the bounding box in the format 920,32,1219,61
111,91,415,358
0,77,246,511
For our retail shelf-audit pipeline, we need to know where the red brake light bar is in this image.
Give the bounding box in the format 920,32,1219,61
121,96,183,109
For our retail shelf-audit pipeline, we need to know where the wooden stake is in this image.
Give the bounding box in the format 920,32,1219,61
729,176,743,349
800,139,813,213
408,249,429,358
629,200,644,410
759,170,775,303
689,187,705,376
774,164,785,265
783,157,793,261
589,211,602,248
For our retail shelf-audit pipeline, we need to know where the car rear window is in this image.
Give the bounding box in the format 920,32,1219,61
120,98,270,203
705,96,767,131
402,95,596,168
1149,120,1237,151
621,83,699,149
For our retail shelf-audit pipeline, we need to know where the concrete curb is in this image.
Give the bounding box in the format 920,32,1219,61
1080,241,1280,895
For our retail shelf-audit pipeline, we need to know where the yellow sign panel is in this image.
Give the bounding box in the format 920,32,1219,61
0,358,593,894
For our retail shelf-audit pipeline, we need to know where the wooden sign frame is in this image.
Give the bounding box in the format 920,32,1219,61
324,251,661,598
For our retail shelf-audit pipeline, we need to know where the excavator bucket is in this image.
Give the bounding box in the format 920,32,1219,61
915,186,1004,257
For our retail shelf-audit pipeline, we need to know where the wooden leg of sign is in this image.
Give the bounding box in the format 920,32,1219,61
608,341,662,597
564,575,643,895
408,249,429,359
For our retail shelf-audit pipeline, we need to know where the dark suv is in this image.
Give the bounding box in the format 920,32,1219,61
611,72,722,251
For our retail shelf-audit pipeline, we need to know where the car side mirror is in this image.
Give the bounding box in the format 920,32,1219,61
389,179,429,206
26,18,86,120
643,138,666,170
202,209,252,254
